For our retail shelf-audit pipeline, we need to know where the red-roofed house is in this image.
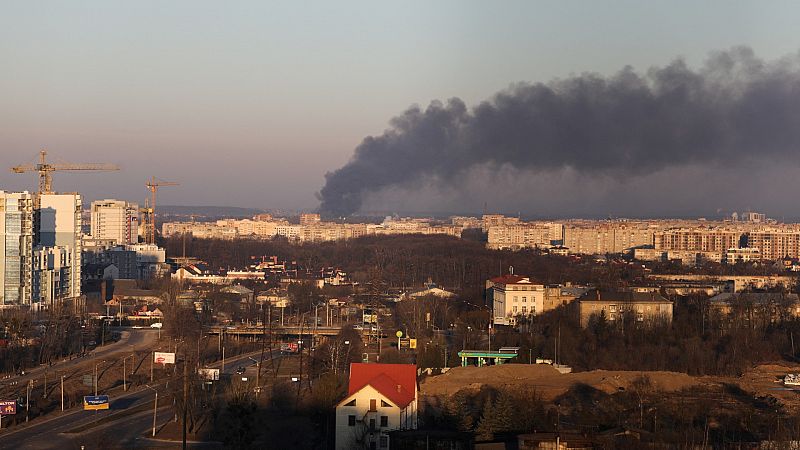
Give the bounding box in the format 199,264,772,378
336,363,418,450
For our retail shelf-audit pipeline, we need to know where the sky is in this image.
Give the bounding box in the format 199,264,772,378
1,1,799,217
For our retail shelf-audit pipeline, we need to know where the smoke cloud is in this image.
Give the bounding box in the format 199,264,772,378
318,47,800,216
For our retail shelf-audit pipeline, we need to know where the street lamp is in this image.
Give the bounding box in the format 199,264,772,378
122,354,135,391
60,374,65,411
144,385,159,437
248,357,260,388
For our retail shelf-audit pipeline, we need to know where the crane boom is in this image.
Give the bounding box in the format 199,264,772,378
144,176,179,244
10,150,120,194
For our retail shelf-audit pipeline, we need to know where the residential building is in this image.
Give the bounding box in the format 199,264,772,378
336,363,418,450
745,231,800,261
299,213,321,225
725,247,762,264
90,199,139,245
578,290,673,328
487,222,563,250
0,191,34,306
486,275,546,325
34,193,82,305
487,275,590,324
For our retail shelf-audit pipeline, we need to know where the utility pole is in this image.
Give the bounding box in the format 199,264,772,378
26,380,32,422
182,355,188,450
61,375,65,411
151,352,154,382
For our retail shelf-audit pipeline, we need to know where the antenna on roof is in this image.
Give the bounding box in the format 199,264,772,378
509,266,514,275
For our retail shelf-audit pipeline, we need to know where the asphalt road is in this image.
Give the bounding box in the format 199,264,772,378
0,327,159,391
0,348,282,449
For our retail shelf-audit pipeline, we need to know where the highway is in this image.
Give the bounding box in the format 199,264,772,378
0,348,282,449
0,327,159,392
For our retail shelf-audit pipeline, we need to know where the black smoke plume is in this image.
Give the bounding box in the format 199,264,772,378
318,47,800,216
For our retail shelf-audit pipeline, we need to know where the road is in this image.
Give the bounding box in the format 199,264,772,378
0,327,159,391
0,348,282,449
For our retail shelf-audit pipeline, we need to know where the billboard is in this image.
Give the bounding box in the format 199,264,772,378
83,395,110,411
198,368,220,381
0,401,16,415
154,352,175,365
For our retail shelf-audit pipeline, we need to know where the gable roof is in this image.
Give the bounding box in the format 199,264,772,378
348,363,417,408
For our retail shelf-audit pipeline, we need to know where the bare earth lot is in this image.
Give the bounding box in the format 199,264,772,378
421,363,800,411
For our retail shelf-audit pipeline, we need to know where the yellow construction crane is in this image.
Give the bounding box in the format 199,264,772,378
144,176,179,244
11,150,120,194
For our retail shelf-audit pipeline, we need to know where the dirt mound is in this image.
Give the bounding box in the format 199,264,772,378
421,364,705,400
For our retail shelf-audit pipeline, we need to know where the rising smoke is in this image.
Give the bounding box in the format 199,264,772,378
318,47,800,216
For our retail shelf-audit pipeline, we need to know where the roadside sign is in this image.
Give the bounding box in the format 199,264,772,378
83,395,110,411
409,339,417,349
395,330,403,338
154,352,175,365
198,368,220,381
0,401,16,415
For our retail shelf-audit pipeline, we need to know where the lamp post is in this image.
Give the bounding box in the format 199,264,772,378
26,379,33,422
144,385,159,437
248,357,260,389
123,355,135,391
60,374,65,411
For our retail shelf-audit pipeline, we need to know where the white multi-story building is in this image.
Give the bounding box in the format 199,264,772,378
90,199,139,245
0,192,34,306
34,194,82,305
487,274,546,325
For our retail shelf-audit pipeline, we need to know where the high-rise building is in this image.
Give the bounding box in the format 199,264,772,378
0,192,34,306
34,193,82,305
90,199,139,245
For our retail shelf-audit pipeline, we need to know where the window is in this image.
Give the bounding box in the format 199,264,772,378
522,296,527,303
380,435,389,448
344,399,356,406
512,306,518,313
348,415,356,426
610,305,617,311
370,399,377,411
380,400,390,407
380,416,388,427
521,306,527,313
369,418,376,430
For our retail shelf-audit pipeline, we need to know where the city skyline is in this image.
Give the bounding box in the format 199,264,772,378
2,2,800,217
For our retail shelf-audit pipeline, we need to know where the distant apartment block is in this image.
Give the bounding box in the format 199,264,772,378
299,213,321,225
563,221,657,254
486,222,563,250
745,231,800,260
162,216,462,243
90,199,139,245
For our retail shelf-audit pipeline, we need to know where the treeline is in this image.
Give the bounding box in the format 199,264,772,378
489,295,800,377
162,235,643,297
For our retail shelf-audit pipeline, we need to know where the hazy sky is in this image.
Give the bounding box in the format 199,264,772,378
1,1,799,216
